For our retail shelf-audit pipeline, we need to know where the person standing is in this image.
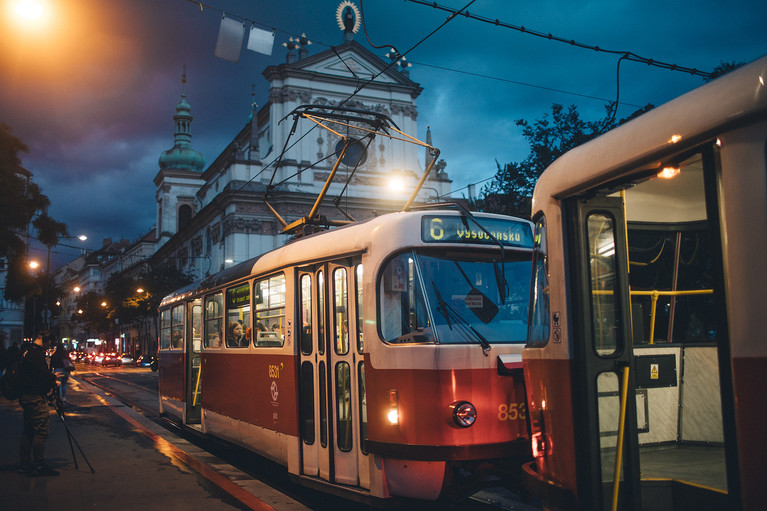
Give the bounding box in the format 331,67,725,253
19,333,59,476
49,342,72,404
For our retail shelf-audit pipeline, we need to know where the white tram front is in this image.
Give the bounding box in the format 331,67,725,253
158,208,534,501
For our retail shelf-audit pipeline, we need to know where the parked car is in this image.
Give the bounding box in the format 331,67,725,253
120,354,135,365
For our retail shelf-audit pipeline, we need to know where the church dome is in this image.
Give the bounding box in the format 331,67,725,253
159,91,205,171
159,145,205,171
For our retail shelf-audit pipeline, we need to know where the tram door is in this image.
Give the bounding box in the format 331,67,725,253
185,298,202,425
570,196,642,510
568,146,731,510
299,260,364,487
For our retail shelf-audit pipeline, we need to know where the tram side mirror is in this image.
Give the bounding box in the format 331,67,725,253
465,288,498,324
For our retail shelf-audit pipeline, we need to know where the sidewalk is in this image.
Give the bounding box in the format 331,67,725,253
0,375,309,511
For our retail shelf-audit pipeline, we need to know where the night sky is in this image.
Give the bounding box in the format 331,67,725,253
2,0,765,267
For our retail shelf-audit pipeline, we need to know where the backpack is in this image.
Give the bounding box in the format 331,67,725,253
0,352,25,400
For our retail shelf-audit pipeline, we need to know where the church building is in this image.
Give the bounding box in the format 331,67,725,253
151,11,450,278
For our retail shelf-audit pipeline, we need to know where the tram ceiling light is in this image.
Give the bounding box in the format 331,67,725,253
657,166,681,179
450,401,477,428
668,134,682,144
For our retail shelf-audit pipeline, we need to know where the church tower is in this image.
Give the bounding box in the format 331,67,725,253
154,72,206,248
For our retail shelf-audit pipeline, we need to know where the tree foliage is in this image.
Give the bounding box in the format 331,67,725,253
0,123,68,302
475,103,653,218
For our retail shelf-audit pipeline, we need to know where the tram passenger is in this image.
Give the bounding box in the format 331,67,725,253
227,321,247,347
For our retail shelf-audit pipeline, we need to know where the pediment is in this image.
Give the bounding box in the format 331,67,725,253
287,41,413,87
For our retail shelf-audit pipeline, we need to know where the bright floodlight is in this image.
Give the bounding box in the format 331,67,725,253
29,260,40,269
78,234,88,241
15,0,44,19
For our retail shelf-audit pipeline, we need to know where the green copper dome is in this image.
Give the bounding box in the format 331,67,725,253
159,93,205,171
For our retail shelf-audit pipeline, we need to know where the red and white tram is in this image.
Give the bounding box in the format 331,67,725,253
521,56,767,510
158,207,534,501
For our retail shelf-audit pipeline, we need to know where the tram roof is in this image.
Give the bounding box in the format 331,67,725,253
532,55,767,207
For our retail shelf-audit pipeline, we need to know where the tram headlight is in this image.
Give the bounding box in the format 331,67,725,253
450,401,477,428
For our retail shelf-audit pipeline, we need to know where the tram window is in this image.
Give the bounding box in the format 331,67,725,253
528,215,550,347
191,300,202,353
379,253,433,344
319,361,327,448
254,274,285,347
299,275,312,355
171,304,184,349
317,270,325,355
160,308,171,350
336,362,353,452
628,225,717,344
334,268,349,355
225,283,251,348
587,213,621,355
204,292,224,348
358,362,367,454
379,250,531,345
300,361,315,445
356,264,364,353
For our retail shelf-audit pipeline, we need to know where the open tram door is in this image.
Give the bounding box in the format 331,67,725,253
185,298,202,426
566,144,735,510
297,258,368,493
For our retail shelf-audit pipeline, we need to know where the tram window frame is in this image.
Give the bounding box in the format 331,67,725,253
253,273,286,347
171,304,184,349
586,212,621,356
355,264,364,354
160,308,171,350
299,274,313,355
333,267,350,355
528,214,550,347
204,292,224,348
225,283,251,348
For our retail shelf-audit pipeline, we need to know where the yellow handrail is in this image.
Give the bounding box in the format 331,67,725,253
611,365,631,511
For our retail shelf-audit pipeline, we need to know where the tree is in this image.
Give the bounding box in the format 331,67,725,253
704,61,745,82
0,123,68,304
476,103,653,218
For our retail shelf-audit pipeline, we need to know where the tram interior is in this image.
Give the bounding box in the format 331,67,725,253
592,151,728,508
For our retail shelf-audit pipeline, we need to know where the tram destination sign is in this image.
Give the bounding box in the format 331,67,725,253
421,215,533,248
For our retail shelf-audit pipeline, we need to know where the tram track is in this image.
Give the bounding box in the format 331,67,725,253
75,368,537,511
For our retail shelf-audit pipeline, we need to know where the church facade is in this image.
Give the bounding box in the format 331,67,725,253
151,36,450,278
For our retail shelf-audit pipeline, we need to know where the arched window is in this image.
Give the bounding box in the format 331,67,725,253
178,204,193,230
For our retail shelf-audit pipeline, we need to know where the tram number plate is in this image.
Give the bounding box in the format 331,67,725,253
498,402,527,421
268,363,283,379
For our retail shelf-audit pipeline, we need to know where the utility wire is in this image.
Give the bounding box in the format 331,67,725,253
403,0,714,79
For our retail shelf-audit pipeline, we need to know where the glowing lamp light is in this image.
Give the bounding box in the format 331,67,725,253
29,261,40,269
14,0,45,20
100,301,107,307
669,134,682,144
136,288,144,293
387,389,399,424
388,174,405,192
78,234,88,241
657,167,681,179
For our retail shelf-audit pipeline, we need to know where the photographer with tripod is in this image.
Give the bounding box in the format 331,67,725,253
18,332,60,477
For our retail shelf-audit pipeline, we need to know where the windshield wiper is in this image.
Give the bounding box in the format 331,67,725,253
432,283,491,356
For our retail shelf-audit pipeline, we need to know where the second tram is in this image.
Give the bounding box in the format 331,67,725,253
158,207,534,501
521,55,767,510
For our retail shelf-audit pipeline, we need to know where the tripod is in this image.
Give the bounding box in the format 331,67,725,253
48,392,95,473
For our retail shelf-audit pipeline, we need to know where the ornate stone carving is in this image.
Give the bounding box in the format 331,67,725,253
269,87,313,104
191,236,202,257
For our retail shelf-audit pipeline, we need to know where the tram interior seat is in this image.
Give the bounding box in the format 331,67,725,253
256,331,282,347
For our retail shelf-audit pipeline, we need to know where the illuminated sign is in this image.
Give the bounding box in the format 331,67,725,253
421,215,533,248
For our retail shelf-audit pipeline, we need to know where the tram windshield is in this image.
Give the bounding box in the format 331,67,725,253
379,249,531,346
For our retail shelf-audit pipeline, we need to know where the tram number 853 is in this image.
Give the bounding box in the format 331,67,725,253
498,402,526,421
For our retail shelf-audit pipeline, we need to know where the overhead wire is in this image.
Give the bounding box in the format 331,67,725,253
402,0,714,79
